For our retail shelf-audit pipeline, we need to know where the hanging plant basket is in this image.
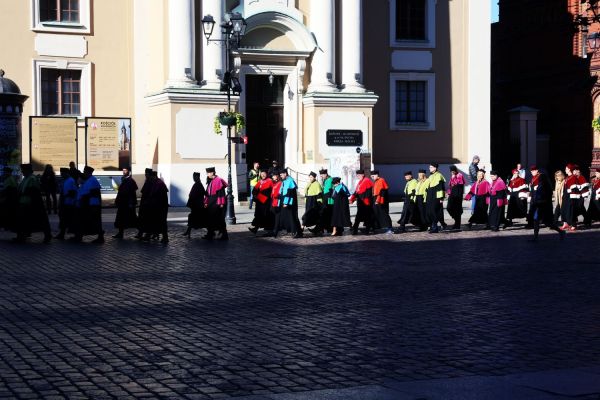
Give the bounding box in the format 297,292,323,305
218,113,237,126
214,111,245,135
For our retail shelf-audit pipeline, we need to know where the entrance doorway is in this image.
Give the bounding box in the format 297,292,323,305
245,74,286,169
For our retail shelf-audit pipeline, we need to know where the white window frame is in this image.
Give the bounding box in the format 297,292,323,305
31,0,91,34
390,0,436,48
390,72,435,131
33,59,92,119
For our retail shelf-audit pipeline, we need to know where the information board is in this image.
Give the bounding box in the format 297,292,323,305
86,117,131,171
30,117,78,171
326,130,363,147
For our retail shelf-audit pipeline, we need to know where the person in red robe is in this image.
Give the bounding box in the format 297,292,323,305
584,168,600,227
350,169,374,235
267,169,283,237
488,170,508,231
248,169,274,234
505,168,529,227
370,170,393,234
561,163,579,231
573,165,590,223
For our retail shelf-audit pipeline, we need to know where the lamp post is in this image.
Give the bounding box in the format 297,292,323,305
202,12,247,225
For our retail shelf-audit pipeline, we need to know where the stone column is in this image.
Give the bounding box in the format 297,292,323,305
307,0,336,92
509,106,539,169
201,0,224,90
341,0,365,92
167,0,197,87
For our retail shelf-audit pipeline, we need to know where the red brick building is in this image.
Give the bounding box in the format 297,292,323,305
492,0,599,175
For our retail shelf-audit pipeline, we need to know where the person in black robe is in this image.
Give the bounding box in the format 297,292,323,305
55,167,78,240
41,164,58,214
397,171,420,232
13,164,52,243
465,170,490,229
301,171,323,234
113,167,138,239
0,167,19,233
274,168,302,238
319,169,334,234
487,170,508,232
142,171,169,243
330,177,352,236
249,169,274,234
184,172,206,237
72,166,104,243
446,166,465,230
350,170,374,235
584,169,600,227
414,170,429,231
203,167,229,240
530,171,564,241
136,168,154,239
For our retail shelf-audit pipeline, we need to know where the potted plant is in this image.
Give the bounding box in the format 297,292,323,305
593,116,600,133
214,111,245,135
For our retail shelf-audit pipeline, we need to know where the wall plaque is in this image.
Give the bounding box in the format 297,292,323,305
326,130,363,147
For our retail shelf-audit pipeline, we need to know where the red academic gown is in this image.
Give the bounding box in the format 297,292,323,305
507,176,528,220
350,177,374,232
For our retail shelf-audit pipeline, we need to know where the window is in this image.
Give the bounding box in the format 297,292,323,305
32,0,90,33
40,0,79,23
41,69,81,115
395,81,426,123
34,60,91,118
390,0,435,48
390,72,435,131
396,0,426,40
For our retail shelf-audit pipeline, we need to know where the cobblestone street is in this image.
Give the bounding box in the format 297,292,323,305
1,207,600,399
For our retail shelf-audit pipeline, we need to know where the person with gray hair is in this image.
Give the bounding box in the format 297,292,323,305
468,155,480,184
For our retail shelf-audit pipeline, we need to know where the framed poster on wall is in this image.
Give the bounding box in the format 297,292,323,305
29,116,78,171
85,117,132,171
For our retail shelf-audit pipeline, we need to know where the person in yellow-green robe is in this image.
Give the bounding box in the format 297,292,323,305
425,163,447,233
414,169,430,231
301,171,323,234
13,164,51,243
397,171,420,232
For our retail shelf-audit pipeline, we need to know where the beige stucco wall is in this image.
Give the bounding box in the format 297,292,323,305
0,0,135,169
365,0,470,165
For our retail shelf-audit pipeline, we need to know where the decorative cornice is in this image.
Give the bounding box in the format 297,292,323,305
302,91,379,108
145,88,240,107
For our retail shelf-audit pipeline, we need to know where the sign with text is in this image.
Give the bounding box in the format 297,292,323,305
30,117,78,171
86,117,131,171
326,130,363,147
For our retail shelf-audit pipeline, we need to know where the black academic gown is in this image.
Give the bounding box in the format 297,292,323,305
302,194,322,227
186,182,207,229
114,176,138,230
251,183,274,230
447,184,464,224
331,187,352,228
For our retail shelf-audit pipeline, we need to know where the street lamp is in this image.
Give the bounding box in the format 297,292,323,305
201,12,247,225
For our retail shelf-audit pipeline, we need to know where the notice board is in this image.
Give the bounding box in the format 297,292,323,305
30,116,78,171
86,117,132,171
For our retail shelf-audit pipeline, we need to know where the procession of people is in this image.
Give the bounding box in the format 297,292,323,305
0,158,599,244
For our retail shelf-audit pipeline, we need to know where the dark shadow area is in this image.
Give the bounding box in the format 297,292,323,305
492,0,595,176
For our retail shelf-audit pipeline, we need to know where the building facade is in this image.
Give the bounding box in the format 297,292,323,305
1,0,490,205
492,0,598,176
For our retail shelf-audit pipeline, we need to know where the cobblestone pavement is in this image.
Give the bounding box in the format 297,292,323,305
1,205,600,399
